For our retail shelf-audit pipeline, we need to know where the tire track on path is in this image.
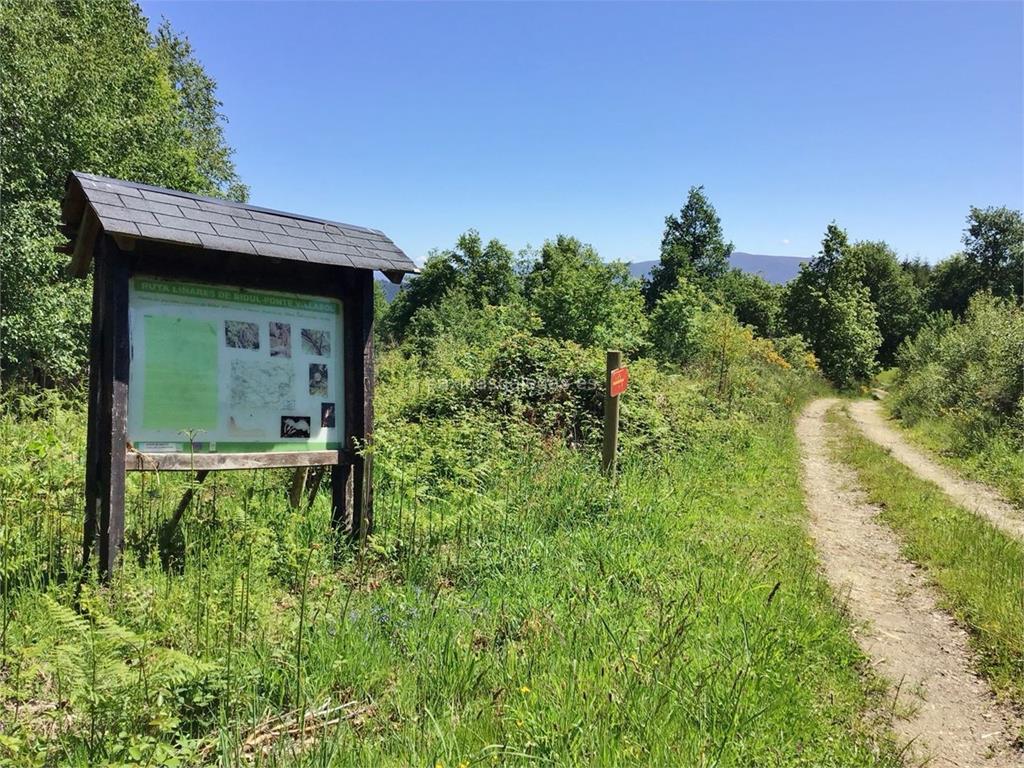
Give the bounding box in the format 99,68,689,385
847,399,1024,542
796,398,1022,767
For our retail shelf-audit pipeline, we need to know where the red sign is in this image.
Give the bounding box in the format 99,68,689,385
610,366,629,397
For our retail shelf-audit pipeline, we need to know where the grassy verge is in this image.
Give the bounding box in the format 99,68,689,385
0,396,898,766
831,408,1024,706
881,406,1024,507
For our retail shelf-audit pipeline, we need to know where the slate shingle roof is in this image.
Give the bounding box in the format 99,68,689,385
62,172,416,281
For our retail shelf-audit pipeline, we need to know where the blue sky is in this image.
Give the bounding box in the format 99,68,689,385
139,1,1023,265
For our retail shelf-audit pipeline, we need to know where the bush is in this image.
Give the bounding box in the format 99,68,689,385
891,293,1023,450
647,280,712,365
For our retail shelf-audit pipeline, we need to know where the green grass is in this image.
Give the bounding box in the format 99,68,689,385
831,408,1024,707
0,386,898,765
882,407,1024,507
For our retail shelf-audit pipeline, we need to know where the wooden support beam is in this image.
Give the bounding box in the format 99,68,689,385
97,237,130,578
126,450,340,472
331,268,374,546
81,248,107,571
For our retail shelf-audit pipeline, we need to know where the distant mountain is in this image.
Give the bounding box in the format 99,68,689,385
377,279,403,302
628,252,809,285
377,251,809,300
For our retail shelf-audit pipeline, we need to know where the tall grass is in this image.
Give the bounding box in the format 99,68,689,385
0,343,897,765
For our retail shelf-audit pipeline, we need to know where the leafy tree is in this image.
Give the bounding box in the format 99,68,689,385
783,223,881,386
847,241,923,367
448,230,518,308
962,206,1023,301
925,207,1024,317
381,230,518,343
927,253,977,316
900,257,933,291
715,269,782,338
647,280,711,365
0,0,246,385
524,235,647,352
647,185,733,306
153,21,249,201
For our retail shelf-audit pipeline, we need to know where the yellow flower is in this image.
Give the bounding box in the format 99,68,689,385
520,685,530,694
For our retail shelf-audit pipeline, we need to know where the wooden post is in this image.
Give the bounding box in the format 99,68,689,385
83,236,131,579
602,349,622,476
81,236,106,571
331,268,374,546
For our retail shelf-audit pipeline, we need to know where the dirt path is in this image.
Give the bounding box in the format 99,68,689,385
796,398,1023,767
847,399,1024,542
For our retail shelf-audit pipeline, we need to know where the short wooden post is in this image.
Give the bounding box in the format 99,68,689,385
601,349,622,476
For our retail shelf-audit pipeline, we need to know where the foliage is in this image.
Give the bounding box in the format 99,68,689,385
783,224,881,386
0,348,892,766
923,207,1024,316
889,294,1023,501
646,185,733,306
714,268,782,337
962,205,1023,301
523,235,647,353
900,256,933,291
847,240,924,367
0,0,246,386
646,280,711,365
382,230,519,343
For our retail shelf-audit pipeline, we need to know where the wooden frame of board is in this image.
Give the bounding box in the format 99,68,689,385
81,234,375,576
61,172,414,578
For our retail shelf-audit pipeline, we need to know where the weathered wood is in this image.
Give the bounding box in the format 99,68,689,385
353,270,375,541
288,467,309,509
158,469,210,568
112,234,136,251
126,450,340,472
98,238,130,578
81,239,106,570
304,465,326,507
333,269,374,544
601,350,622,476
69,207,99,278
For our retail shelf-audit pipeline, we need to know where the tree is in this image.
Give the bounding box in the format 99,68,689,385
524,235,647,352
647,280,711,365
381,230,519,343
448,230,518,308
900,257,933,291
647,185,733,306
927,253,977,316
847,241,923,367
0,0,246,385
962,206,1023,301
715,269,782,338
783,223,881,386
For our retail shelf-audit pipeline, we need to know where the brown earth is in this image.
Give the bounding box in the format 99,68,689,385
796,398,1023,767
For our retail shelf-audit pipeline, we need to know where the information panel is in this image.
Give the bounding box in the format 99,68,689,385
127,277,343,453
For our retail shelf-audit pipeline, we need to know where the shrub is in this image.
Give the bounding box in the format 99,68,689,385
891,293,1024,450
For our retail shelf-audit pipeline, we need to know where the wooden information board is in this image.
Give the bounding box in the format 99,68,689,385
60,171,416,576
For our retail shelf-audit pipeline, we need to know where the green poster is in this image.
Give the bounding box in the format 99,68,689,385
141,315,219,431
